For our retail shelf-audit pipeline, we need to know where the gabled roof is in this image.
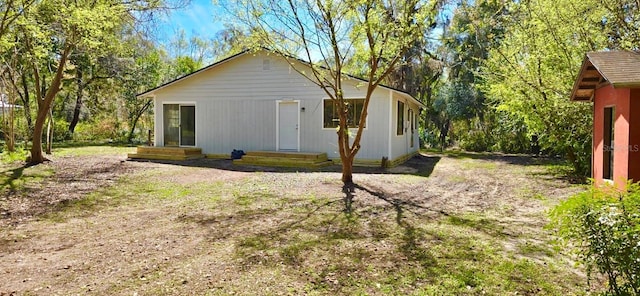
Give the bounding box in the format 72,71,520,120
570,51,640,101
138,49,425,108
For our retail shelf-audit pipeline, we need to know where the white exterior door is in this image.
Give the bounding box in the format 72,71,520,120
278,101,299,151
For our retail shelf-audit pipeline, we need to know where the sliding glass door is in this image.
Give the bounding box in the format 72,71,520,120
163,104,195,147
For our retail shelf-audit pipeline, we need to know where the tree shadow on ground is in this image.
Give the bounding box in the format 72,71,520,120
175,171,539,292
0,162,40,194
342,182,440,266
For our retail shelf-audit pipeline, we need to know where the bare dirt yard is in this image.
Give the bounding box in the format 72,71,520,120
0,147,593,295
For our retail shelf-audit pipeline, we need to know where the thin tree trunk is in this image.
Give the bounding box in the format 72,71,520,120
336,96,354,184
6,84,15,152
127,99,152,143
45,108,53,154
68,67,83,134
20,74,32,132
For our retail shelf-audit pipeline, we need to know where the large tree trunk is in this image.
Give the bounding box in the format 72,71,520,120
68,67,83,134
29,107,48,163
29,44,72,164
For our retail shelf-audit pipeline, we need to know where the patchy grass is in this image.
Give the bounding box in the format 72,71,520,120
0,148,29,164
0,147,592,295
53,145,136,157
0,163,54,193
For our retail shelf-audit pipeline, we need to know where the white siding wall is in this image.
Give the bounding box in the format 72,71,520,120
390,93,421,160
152,52,393,160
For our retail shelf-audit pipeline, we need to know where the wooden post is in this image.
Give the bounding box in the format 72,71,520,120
147,129,152,146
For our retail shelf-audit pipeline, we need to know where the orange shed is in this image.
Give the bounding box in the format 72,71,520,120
571,51,640,188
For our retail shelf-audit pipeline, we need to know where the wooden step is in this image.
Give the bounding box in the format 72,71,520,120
240,155,328,163
234,151,332,168
127,153,205,161
128,146,205,161
244,151,328,160
236,156,328,165
233,158,333,168
135,146,202,156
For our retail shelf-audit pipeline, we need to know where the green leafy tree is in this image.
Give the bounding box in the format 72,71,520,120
481,0,607,174
15,0,128,162
172,55,202,79
433,0,512,151
12,0,176,163
124,45,168,143
601,0,640,50
432,81,480,150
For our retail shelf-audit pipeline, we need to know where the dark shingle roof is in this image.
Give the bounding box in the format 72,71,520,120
571,51,640,101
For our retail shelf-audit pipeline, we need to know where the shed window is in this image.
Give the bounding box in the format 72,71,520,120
323,99,366,128
397,101,405,135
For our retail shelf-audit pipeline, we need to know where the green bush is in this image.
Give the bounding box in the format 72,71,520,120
73,118,123,142
0,144,29,163
459,129,491,152
490,111,530,154
53,119,71,142
551,182,640,295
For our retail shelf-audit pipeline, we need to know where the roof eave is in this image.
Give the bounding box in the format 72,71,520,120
570,56,594,102
392,89,426,109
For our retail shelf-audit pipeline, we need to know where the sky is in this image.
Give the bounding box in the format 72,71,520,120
157,0,225,45
156,0,453,60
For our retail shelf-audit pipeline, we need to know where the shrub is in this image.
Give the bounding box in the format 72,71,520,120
52,119,71,141
459,129,490,152
73,118,123,142
550,182,640,295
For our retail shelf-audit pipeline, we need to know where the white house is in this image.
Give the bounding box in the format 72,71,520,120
135,50,424,166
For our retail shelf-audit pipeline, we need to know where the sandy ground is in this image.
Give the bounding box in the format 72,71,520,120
0,152,585,295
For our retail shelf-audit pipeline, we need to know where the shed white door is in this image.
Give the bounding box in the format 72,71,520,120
278,101,299,151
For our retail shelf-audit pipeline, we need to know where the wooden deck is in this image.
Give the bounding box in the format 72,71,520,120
127,146,205,161
233,151,333,168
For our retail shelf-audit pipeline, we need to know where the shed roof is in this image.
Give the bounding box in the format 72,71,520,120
571,51,640,101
